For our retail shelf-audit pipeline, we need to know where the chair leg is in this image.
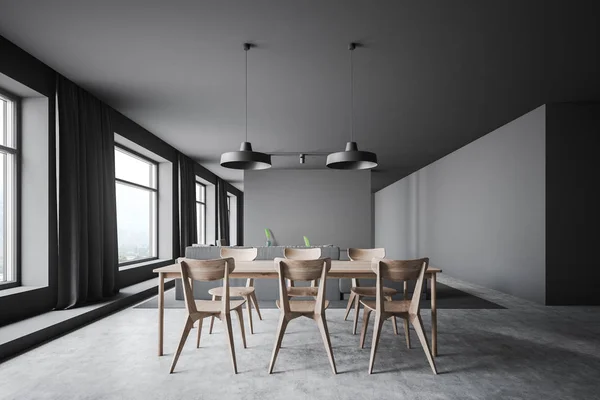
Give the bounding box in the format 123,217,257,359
249,292,262,320
411,314,437,375
352,294,361,335
234,307,247,349
316,313,337,374
169,317,194,374
245,296,254,334
209,295,218,334
368,314,385,374
343,292,356,321
222,313,238,374
385,296,398,335
268,313,288,374
196,316,204,348
359,308,372,349
404,318,411,348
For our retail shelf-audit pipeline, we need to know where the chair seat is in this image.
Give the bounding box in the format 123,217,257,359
208,286,255,297
287,286,319,297
351,286,398,297
193,299,246,314
276,299,330,313
360,299,410,313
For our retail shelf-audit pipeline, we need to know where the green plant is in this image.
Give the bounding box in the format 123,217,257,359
303,236,310,246
264,228,272,240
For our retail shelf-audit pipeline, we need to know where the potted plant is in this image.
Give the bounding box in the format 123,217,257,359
265,228,273,246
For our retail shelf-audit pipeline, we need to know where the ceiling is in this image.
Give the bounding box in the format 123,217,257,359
1,1,599,191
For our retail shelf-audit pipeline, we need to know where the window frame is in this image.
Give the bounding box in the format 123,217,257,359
115,143,159,267
195,181,206,245
0,88,20,290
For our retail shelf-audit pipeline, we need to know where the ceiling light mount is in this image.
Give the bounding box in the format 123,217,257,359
220,42,271,170
326,42,377,170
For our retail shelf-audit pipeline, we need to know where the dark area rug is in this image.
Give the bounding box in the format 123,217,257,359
135,282,505,309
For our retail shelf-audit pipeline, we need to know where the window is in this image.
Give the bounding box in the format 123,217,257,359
115,146,158,266
196,182,206,244
1,91,17,287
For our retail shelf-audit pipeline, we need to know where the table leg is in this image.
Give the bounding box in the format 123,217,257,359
431,273,437,357
158,273,164,356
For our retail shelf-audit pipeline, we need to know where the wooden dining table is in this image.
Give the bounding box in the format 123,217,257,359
153,260,442,357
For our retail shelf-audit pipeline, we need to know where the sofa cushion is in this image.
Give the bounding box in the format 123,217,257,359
185,245,340,260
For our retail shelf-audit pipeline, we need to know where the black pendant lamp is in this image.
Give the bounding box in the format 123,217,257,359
220,43,271,170
326,43,377,170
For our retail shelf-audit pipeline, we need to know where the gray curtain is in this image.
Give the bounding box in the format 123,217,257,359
217,178,230,245
56,75,119,309
178,153,197,256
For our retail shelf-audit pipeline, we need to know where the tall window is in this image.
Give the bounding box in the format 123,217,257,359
115,146,158,266
196,182,206,244
1,91,17,286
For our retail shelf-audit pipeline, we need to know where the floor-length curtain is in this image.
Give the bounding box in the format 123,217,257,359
217,178,230,245
178,153,197,256
56,75,119,309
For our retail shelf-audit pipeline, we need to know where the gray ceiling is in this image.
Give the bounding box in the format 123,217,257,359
1,1,599,191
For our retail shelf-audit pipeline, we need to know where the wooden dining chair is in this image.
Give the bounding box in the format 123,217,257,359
170,258,247,374
359,258,437,375
208,247,262,335
283,247,322,298
268,257,337,374
344,248,400,336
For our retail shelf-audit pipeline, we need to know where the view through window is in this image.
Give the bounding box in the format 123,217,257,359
0,91,17,286
196,182,206,244
115,146,157,265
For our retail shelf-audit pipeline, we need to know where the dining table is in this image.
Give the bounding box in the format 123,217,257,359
153,260,442,357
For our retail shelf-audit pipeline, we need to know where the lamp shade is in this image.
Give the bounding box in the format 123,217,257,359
220,141,272,170
326,141,377,170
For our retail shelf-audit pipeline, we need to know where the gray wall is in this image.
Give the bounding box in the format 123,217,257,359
244,169,372,250
375,106,546,303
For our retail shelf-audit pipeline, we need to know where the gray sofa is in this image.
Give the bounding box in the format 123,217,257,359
175,245,343,300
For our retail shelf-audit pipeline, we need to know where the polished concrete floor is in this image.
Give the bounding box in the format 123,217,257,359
1,276,599,400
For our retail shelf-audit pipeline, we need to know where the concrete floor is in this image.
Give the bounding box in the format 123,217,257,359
1,276,599,400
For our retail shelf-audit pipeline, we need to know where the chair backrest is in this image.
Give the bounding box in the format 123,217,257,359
180,258,235,314
274,257,331,313
284,247,322,260
220,247,258,261
348,248,385,261
371,258,429,315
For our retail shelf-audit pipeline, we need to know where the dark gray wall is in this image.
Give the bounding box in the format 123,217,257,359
0,34,243,326
375,106,546,303
244,169,371,249
546,102,600,305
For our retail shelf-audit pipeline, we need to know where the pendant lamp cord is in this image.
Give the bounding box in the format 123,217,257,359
350,44,354,143
245,46,248,142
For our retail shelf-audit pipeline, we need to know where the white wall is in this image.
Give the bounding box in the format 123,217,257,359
228,194,238,246
157,162,173,260
375,106,546,303
21,97,49,287
244,169,372,249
